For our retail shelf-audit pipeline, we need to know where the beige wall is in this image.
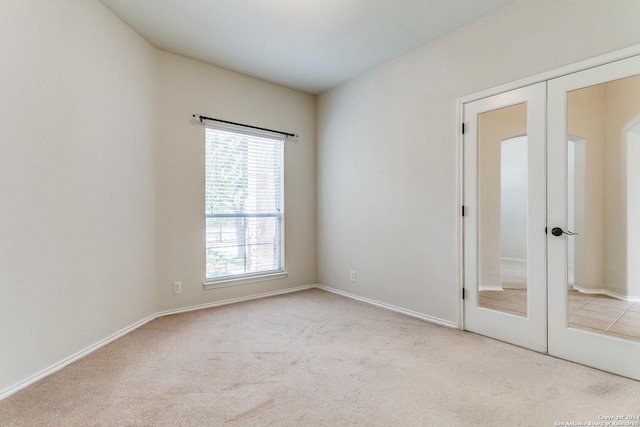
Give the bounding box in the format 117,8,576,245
568,85,607,291
317,0,640,324
567,76,640,298
603,75,640,297
154,52,317,312
0,0,316,397
0,0,157,391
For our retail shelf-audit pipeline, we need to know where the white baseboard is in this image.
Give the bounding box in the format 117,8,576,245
155,284,316,318
2,283,461,401
0,313,157,402
479,285,504,292
500,257,526,263
572,285,640,302
316,285,459,329
0,284,316,402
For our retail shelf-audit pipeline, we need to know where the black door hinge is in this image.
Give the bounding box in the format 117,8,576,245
545,227,548,234
462,123,465,134
462,288,465,299
462,206,465,217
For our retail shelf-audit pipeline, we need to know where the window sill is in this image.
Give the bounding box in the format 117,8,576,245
203,271,288,290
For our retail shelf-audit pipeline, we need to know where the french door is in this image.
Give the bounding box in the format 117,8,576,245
463,54,640,379
547,54,640,379
463,82,547,353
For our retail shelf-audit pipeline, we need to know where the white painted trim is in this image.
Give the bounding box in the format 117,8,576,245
0,284,315,402
479,286,504,292
500,257,526,263
0,313,156,402
203,271,289,290
457,98,465,329
158,284,315,317
317,286,459,329
461,83,548,353
571,285,640,303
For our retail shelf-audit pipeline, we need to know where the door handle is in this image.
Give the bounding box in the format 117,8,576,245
551,227,579,236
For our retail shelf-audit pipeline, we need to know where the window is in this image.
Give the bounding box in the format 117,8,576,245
205,123,285,285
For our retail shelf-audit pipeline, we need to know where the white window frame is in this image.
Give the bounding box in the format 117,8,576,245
203,122,287,289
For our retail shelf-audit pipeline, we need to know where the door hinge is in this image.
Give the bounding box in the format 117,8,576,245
462,205,465,217
545,227,548,234
462,288,465,299
462,123,465,134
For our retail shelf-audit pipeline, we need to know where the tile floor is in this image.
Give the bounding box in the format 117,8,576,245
479,288,640,343
479,288,528,316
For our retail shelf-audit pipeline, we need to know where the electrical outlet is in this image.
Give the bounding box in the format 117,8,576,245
350,271,356,282
173,281,182,295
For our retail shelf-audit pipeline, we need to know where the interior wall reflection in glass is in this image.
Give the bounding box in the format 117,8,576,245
478,103,528,317
566,74,640,342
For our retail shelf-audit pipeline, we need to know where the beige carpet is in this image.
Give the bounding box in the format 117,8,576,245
1,289,639,426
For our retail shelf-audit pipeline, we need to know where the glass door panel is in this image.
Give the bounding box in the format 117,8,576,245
463,82,547,353
478,105,528,317
548,54,640,380
565,75,640,342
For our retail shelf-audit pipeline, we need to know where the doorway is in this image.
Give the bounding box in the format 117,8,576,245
463,54,640,380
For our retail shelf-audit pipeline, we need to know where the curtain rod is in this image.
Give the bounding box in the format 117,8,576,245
193,115,298,138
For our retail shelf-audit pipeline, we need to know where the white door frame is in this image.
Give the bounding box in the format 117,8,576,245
457,43,640,329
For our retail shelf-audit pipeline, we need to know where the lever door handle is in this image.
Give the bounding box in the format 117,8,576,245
551,227,579,236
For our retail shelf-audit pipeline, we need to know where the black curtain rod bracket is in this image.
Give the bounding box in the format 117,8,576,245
193,114,298,139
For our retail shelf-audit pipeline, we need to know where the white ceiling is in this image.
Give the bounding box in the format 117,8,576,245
98,0,519,94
